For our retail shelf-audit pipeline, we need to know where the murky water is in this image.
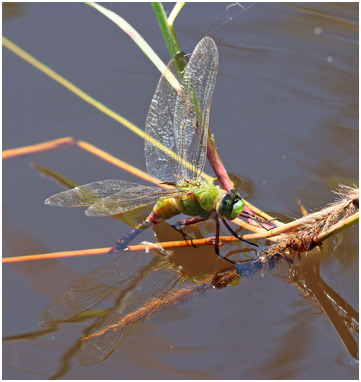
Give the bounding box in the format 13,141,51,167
3,3,358,379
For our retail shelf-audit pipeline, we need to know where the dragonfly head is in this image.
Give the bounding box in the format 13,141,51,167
216,189,245,220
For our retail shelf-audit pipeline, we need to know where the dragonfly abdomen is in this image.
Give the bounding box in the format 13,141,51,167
148,196,183,223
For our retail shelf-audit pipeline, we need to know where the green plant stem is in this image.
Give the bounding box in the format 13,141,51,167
151,2,186,74
152,2,181,58
315,212,359,243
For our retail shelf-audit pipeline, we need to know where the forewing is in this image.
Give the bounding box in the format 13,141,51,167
44,180,144,207
85,185,185,216
174,37,218,182
144,59,182,183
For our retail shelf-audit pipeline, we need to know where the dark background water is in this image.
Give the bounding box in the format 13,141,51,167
3,2,358,379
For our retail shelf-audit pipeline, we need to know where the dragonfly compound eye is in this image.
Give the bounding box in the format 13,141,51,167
216,190,245,220
230,198,245,220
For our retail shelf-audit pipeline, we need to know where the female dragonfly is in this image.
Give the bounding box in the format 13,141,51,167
42,36,259,365
45,36,255,256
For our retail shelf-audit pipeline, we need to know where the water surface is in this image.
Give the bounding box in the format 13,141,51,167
3,2,358,379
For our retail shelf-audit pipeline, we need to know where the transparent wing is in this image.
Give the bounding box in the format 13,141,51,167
44,179,185,216
144,58,182,183
86,186,185,216
45,180,144,207
174,37,218,182
145,37,218,185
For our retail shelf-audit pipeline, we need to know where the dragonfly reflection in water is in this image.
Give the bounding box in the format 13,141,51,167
42,37,260,364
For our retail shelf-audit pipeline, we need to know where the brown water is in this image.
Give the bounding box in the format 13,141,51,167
3,2,358,379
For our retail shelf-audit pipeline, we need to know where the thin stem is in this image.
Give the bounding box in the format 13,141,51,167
168,2,185,25
207,134,234,192
152,2,180,58
315,212,359,243
151,2,185,74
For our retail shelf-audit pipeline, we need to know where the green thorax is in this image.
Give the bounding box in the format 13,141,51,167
153,180,223,220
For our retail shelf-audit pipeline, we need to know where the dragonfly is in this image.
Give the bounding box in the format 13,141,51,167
42,36,263,365
45,36,258,259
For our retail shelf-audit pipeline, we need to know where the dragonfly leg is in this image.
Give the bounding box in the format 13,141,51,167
214,217,238,266
239,212,278,231
175,216,208,226
214,217,220,255
171,225,198,248
172,217,208,248
221,218,262,250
